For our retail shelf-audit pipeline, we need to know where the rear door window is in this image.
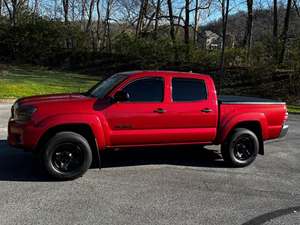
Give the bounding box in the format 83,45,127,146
172,78,207,102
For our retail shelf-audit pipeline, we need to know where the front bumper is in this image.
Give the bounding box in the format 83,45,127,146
8,119,41,151
279,124,289,138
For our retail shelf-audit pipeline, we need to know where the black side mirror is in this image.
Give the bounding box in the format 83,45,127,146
113,91,130,102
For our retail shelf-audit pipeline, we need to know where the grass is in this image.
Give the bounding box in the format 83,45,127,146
0,65,99,99
288,105,300,114
1,65,299,114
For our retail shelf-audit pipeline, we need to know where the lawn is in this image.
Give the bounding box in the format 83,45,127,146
1,65,299,114
287,105,300,114
0,65,99,99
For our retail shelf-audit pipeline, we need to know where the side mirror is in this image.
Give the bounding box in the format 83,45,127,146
113,90,130,102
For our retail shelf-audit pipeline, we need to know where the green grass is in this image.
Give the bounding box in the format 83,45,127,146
0,65,99,99
288,105,300,114
1,65,300,114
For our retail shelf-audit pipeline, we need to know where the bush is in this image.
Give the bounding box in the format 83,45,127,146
0,17,87,66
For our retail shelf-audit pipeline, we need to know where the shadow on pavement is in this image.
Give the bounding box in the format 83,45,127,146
101,145,225,169
0,139,226,182
0,139,50,182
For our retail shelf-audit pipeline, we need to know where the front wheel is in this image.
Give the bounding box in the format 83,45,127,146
221,128,259,167
42,132,93,180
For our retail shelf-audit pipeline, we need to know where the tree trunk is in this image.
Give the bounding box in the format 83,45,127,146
154,0,161,38
62,0,70,48
103,0,112,52
96,0,102,49
136,0,148,37
86,0,95,32
71,0,75,21
193,0,199,44
273,0,278,62
81,0,86,29
11,0,17,26
0,0,2,16
63,0,69,23
54,0,57,18
34,0,39,14
218,0,230,94
244,0,253,63
279,0,292,64
184,0,190,44
294,0,300,17
167,0,175,43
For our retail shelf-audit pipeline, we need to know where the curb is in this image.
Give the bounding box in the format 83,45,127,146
0,99,16,104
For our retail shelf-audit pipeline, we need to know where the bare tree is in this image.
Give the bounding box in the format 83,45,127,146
193,0,199,44
0,0,3,16
192,0,212,44
218,0,230,94
34,0,39,14
279,0,292,63
81,0,86,20
70,0,76,21
167,0,175,43
54,0,58,18
273,0,278,62
86,0,95,32
3,0,27,26
96,0,102,47
136,0,148,36
62,0,69,23
294,0,300,16
153,0,161,38
184,0,190,44
102,0,113,52
244,0,253,63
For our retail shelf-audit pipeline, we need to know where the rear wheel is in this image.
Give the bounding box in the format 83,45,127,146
42,132,92,180
221,128,259,167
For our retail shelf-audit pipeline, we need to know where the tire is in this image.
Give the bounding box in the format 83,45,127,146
221,128,259,167
41,132,93,180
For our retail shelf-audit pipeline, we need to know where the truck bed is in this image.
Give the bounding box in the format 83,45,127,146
218,95,284,104
218,95,287,142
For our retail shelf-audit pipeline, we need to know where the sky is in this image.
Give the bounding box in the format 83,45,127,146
34,0,276,25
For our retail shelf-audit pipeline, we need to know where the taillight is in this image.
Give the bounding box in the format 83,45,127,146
284,111,288,122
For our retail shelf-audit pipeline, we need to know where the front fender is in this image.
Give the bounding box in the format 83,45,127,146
220,112,268,143
35,113,106,150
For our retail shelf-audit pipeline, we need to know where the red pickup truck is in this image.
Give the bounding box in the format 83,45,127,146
8,71,288,180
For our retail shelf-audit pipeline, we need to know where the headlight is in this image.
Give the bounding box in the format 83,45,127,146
14,104,37,122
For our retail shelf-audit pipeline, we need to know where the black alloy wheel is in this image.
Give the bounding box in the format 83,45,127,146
221,128,259,167
42,132,93,180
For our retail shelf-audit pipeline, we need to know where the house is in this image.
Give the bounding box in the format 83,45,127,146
198,30,222,49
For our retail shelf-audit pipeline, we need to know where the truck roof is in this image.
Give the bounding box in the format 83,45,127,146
118,70,210,78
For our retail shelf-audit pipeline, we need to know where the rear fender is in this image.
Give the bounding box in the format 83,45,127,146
220,112,268,144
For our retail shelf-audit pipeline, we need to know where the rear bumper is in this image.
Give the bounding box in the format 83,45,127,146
279,124,288,138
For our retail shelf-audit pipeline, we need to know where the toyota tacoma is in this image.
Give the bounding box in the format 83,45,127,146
8,71,288,180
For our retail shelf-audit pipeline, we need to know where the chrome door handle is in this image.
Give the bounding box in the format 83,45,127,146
153,108,166,114
201,108,212,113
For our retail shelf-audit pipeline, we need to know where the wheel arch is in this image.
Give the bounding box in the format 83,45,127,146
223,121,264,155
36,123,101,168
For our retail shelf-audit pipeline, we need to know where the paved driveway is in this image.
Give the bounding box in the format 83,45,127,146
0,104,299,225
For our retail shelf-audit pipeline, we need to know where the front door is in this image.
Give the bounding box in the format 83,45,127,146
103,76,170,146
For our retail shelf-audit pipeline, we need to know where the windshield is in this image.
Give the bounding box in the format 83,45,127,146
86,74,128,98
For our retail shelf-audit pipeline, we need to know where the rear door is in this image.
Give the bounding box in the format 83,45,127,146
162,76,218,142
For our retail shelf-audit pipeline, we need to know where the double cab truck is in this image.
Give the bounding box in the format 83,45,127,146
8,71,288,180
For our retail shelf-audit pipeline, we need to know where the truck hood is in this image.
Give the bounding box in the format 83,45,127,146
16,93,91,106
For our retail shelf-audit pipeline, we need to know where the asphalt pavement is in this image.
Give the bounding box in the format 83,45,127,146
0,103,299,225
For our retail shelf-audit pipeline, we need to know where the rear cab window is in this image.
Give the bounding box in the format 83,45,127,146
172,77,207,102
